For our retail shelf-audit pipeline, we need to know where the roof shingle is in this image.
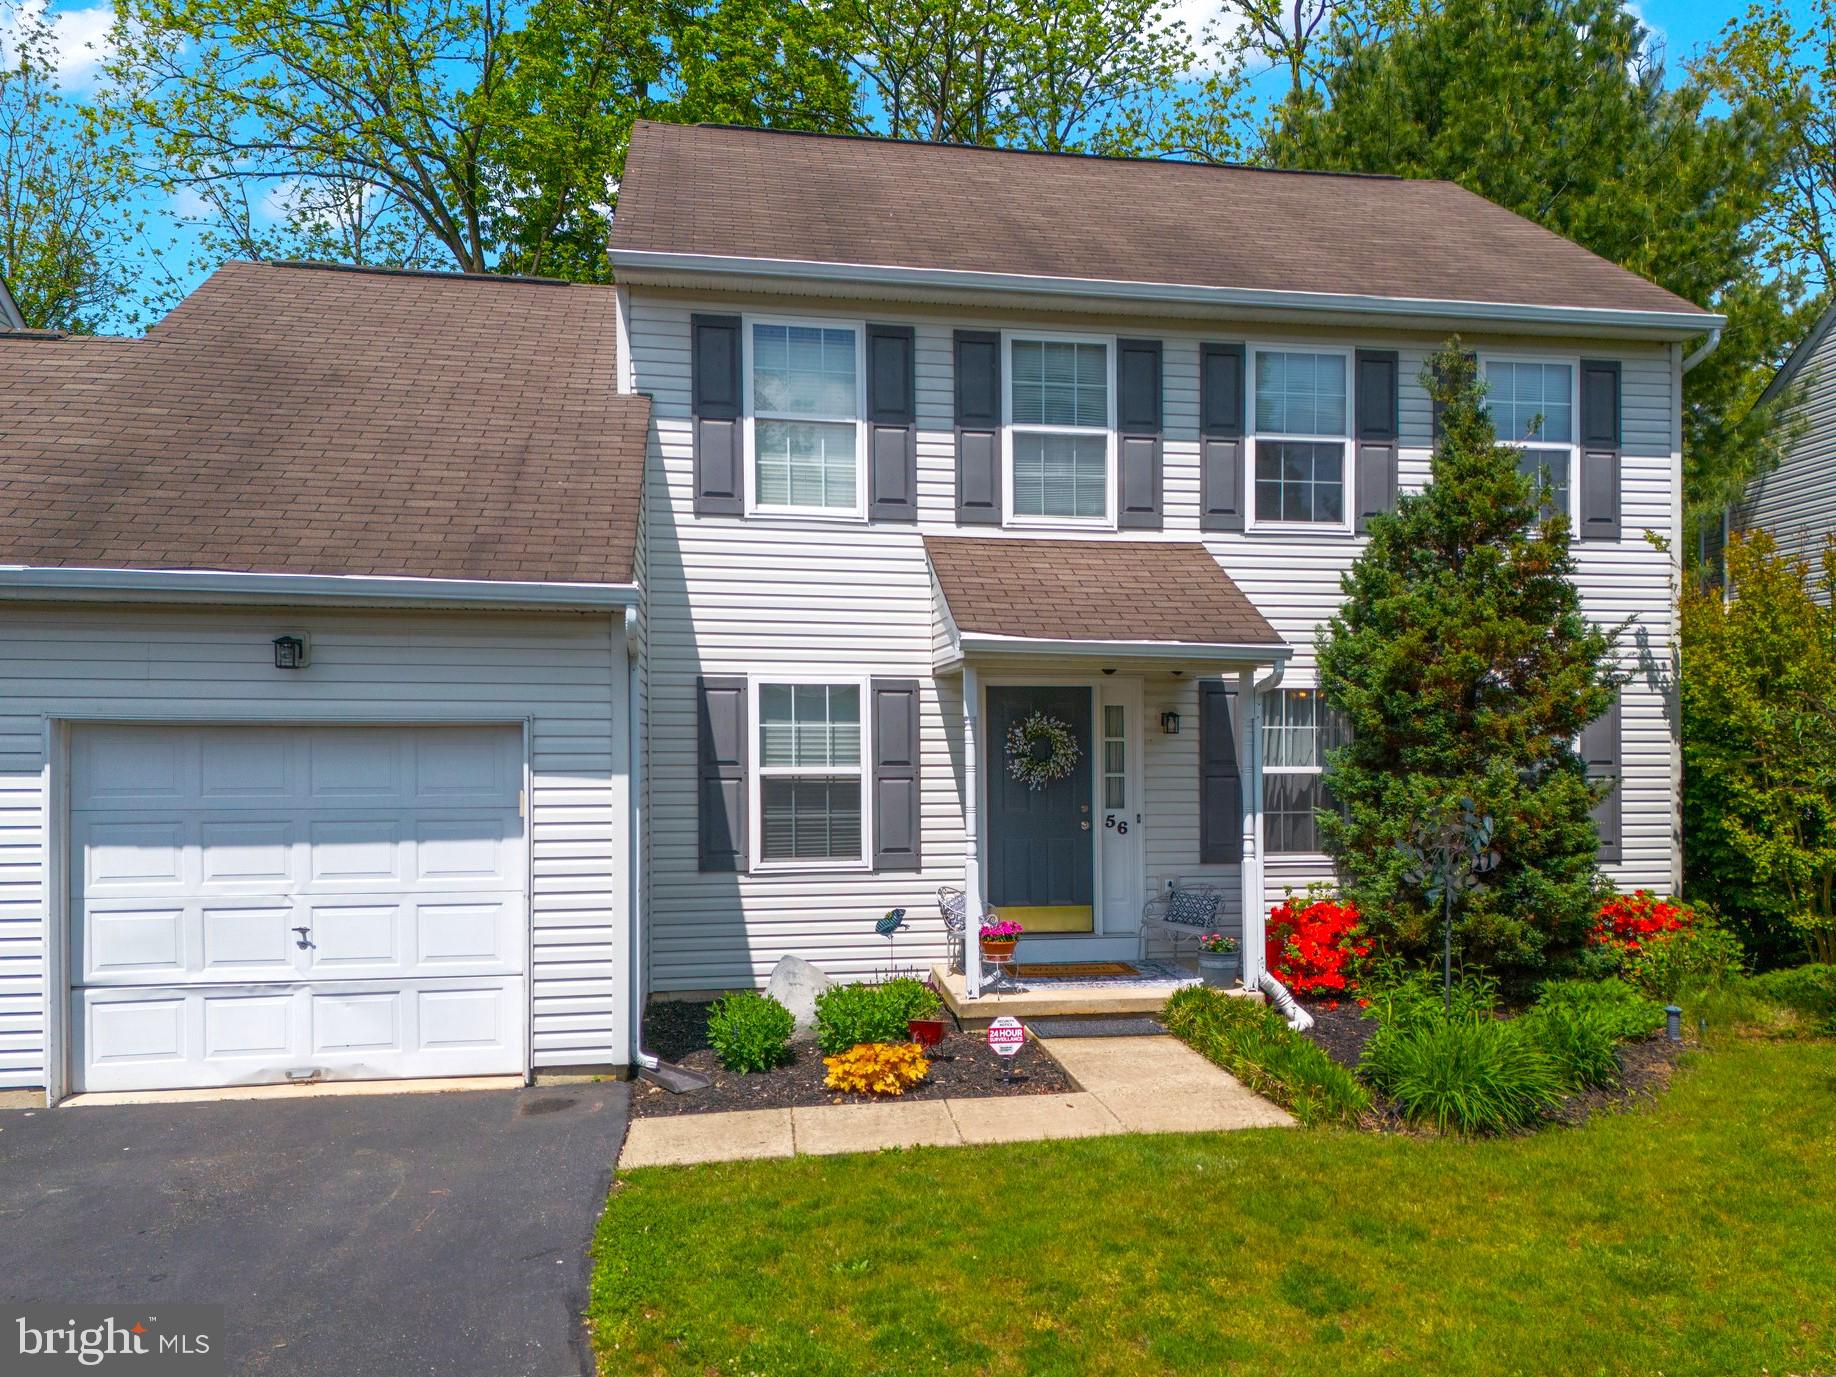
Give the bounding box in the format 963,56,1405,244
611,123,1712,321
926,536,1283,647
0,261,649,585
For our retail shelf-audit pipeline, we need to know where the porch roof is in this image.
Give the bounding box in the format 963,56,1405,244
925,535,1288,667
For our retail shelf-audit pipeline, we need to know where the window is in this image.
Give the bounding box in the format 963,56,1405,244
1251,350,1349,527
749,321,862,513
1262,687,1346,853
1102,704,1126,811
757,682,865,864
1484,359,1575,523
1008,337,1112,522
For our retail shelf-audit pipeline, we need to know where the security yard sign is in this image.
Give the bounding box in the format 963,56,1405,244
986,1016,1025,1057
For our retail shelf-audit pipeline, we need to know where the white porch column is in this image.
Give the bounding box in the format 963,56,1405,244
962,664,983,999
1238,667,1267,988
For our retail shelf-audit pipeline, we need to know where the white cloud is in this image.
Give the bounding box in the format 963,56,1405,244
1160,0,1249,75
0,0,117,88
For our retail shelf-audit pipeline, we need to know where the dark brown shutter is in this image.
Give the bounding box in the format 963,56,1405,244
1354,348,1399,533
697,675,748,872
1579,359,1622,542
1198,681,1242,863
1581,690,1623,863
954,330,1001,524
1117,337,1163,529
1200,342,1246,532
867,324,917,521
871,678,922,871
690,314,743,516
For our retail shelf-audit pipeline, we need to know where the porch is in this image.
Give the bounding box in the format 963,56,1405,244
925,535,1292,1002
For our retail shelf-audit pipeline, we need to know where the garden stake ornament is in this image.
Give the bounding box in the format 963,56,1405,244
1398,797,1500,1011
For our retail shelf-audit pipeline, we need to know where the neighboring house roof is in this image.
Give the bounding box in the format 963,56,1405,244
610,122,1718,333
925,536,1283,648
0,276,23,330
0,260,650,588
1756,295,1836,410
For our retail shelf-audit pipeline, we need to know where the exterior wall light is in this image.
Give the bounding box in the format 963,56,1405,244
1160,710,1180,735
272,634,310,670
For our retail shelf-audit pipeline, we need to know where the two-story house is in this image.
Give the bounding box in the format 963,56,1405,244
0,123,1717,1100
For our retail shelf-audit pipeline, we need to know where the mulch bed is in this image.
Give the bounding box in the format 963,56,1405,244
631,999,1077,1118
1291,995,1684,1133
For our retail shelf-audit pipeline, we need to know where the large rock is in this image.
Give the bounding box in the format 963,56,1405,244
764,955,833,1033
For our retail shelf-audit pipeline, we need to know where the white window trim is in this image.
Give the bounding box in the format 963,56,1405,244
1002,329,1118,530
1261,684,1336,857
749,672,874,873
742,313,869,522
1480,351,1582,529
1247,343,1356,534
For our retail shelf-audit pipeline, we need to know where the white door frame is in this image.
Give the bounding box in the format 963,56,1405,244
976,674,1145,960
45,712,535,1103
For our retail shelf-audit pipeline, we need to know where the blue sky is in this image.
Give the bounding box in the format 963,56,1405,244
7,0,1820,320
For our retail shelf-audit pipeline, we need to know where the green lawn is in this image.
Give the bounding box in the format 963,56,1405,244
591,1037,1836,1376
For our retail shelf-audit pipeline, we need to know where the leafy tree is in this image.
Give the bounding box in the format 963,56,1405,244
103,0,855,281
1316,346,1620,973
843,0,1189,152
1269,0,1805,521
1704,0,1836,298
0,1,142,329
1681,531,1836,967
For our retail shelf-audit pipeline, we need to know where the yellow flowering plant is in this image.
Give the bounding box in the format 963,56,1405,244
822,1041,931,1096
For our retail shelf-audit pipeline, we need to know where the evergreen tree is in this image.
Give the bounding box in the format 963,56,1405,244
1316,346,1620,972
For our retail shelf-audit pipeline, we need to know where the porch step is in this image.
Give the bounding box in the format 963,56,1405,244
932,964,1193,1029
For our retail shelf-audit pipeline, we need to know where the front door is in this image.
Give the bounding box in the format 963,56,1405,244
986,686,1094,931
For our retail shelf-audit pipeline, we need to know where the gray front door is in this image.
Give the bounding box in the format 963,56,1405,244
986,686,1093,909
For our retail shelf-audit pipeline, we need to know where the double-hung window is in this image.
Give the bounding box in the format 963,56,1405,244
1251,349,1350,528
756,682,866,866
1007,337,1112,523
749,321,863,515
1262,687,1347,854
1484,358,1575,524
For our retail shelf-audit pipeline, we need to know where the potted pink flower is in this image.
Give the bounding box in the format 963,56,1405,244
979,918,1024,961
1195,931,1240,988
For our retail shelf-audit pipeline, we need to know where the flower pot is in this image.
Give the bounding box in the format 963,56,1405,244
1197,950,1240,989
907,1016,947,1048
980,939,1018,961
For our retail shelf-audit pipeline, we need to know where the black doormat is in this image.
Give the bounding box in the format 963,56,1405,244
1024,1016,1166,1038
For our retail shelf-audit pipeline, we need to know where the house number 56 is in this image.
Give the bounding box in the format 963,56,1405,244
1105,815,1128,835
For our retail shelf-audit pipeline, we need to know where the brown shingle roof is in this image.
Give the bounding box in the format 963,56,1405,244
926,536,1282,646
0,260,649,585
611,123,1713,321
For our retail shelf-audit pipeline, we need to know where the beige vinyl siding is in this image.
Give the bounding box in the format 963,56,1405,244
630,290,1680,987
0,605,631,1089
1743,318,1836,600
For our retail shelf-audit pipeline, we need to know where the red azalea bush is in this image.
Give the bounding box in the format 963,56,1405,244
1590,890,1694,957
1266,891,1370,999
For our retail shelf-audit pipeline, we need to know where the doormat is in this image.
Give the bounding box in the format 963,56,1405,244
1025,1016,1166,1038
1014,961,1140,980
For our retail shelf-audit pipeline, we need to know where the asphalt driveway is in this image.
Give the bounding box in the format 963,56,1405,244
0,1082,629,1376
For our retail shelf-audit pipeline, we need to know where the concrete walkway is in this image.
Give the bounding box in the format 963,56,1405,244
619,1034,1290,1167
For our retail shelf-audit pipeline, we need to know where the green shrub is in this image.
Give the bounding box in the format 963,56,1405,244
1533,978,1665,1042
1628,920,1746,1001
1360,1014,1564,1135
705,991,795,1073
1163,986,1370,1129
1517,1002,1621,1091
1746,965,1836,1029
814,980,940,1055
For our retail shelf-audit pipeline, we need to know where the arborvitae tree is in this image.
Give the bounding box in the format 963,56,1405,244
1316,345,1620,972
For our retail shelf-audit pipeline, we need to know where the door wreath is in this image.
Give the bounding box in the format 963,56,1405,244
1005,712,1081,791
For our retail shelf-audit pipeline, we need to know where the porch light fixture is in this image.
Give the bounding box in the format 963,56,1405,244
1160,710,1180,735
272,634,310,670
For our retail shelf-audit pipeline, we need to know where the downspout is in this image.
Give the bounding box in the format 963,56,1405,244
1681,326,1722,375
624,606,659,1074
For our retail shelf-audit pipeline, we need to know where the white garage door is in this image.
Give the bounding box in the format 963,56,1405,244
69,724,527,1092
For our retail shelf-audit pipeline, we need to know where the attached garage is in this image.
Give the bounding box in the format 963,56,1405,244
71,723,528,1092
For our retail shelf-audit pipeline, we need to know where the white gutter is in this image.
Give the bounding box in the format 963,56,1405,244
957,632,1293,662
1681,326,1723,374
624,605,659,1074
0,565,640,610
609,249,1724,339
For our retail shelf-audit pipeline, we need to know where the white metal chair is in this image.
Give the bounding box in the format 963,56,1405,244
937,886,1005,975
1139,878,1230,966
